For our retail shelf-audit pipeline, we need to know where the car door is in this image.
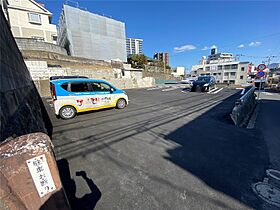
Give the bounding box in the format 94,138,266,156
69,82,93,111
89,82,114,108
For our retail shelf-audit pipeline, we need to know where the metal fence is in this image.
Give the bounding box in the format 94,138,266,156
230,86,256,127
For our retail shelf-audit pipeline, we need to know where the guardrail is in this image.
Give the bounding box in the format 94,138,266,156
230,86,256,127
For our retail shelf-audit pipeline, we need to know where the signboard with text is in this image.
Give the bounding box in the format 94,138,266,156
26,154,56,197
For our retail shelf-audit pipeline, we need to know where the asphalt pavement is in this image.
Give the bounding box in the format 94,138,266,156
43,86,279,210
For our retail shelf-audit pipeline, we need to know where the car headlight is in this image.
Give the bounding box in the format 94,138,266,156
203,84,209,87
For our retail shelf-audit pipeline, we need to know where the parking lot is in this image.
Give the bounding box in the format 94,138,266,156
45,86,272,210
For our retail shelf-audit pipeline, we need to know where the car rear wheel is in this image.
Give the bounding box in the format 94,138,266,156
59,106,76,119
116,98,126,109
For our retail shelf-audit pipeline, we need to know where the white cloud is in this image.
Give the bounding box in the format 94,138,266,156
174,44,197,53
249,41,261,47
201,46,209,51
238,44,245,48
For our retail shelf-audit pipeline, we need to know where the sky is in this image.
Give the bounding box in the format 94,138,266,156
41,0,280,69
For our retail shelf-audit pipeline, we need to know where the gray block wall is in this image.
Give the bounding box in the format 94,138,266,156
0,10,52,142
15,38,68,55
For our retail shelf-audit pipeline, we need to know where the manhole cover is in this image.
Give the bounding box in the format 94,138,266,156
252,182,280,207
267,169,280,187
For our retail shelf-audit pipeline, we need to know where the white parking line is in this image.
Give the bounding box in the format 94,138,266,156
210,88,223,94
147,87,162,91
207,87,218,94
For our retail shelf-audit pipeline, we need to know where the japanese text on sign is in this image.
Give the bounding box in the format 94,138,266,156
26,154,56,197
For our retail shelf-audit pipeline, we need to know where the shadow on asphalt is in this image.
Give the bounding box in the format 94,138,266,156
56,159,102,210
53,93,229,159
164,93,269,209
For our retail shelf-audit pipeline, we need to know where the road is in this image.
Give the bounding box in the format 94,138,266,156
44,86,274,210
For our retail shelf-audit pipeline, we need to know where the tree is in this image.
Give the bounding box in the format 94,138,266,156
128,54,148,69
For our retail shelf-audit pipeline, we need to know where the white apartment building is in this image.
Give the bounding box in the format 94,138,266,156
7,0,57,43
126,38,143,55
191,49,253,85
172,67,185,77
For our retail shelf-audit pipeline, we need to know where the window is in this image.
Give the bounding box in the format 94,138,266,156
241,67,245,71
52,35,57,44
28,13,41,24
240,76,244,79
91,82,112,92
225,65,231,70
230,72,236,76
60,83,68,91
205,66,210,71
100,83,112,91
224,72,229,76
218,65,223,70
231,64,238,69
31,36,44,41
70,83,90,92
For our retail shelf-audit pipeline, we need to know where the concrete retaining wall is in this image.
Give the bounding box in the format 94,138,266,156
143,71,179,81
0,10,52,142
21,50,112,68
25,61,155,97
15,38,68,55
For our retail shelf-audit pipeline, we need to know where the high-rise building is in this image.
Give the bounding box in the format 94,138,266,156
7,0,57,43
154,52,170,66
126,38,143,55
57,4,127,62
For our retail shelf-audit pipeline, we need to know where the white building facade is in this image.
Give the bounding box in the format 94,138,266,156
191,49,253,85
172,67,185,78
126,38,143,55
7,0,57,43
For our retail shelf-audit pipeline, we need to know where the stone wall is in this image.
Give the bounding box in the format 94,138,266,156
21,50,113,68
25,61,155,97
15,38,68,55
0,10,52,142
143,71,179,81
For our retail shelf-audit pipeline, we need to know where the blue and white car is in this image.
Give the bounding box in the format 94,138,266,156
50,78,129,119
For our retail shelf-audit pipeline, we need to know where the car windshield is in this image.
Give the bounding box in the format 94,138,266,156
197,77,210,82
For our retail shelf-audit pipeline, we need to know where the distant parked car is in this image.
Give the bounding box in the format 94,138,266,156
191,76,216,92
50,78,128,119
